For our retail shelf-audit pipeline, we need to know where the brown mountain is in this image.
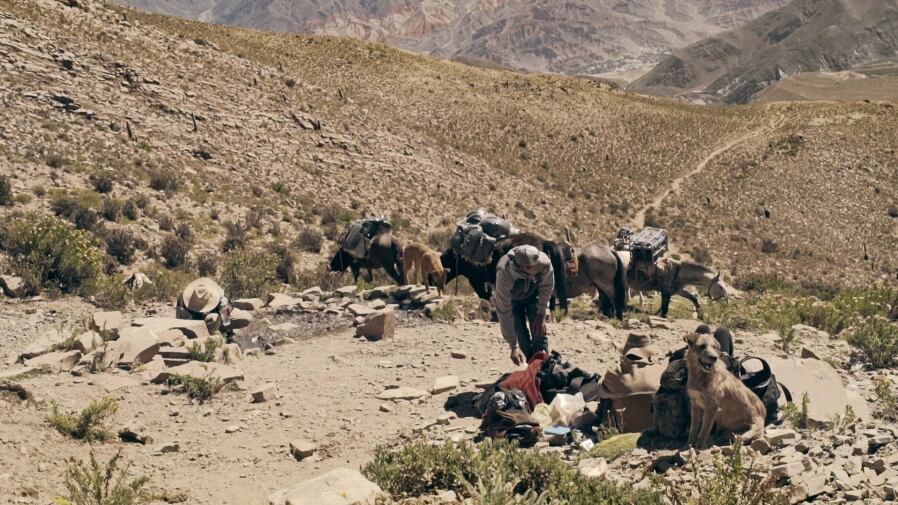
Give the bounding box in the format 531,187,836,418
114,0,790,74
631,0,898,103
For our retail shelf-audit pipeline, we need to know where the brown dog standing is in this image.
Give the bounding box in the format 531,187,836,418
685,332,765,449
403,242,447,296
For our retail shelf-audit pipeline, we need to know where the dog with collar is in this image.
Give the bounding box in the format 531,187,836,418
685,332,765,449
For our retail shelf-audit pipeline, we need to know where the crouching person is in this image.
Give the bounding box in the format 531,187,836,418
176,278,252,336
494,245,555,365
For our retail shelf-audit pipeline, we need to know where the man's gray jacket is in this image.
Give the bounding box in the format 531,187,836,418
493,250,555,349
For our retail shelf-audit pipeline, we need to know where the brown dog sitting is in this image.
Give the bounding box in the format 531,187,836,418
685,332,766,449
403,242,447,295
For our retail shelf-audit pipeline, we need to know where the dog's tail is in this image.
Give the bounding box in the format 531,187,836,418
611,249,627,319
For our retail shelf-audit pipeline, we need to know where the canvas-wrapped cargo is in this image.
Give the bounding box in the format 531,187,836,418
631,227,668,264
339,217,392,260
450,224,497,265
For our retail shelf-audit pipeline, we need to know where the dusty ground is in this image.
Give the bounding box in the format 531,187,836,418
0,291,866,505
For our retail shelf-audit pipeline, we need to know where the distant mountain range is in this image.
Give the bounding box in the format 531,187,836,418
631,0,898,103
115,0,790,74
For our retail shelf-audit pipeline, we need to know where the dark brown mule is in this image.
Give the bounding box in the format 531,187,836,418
329,233,406,285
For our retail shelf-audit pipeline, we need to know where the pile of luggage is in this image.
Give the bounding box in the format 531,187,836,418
449,209,518,265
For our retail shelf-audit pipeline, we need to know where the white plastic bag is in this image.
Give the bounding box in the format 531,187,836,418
549,392,586,427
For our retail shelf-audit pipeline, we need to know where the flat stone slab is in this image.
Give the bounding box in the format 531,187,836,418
267,468,382,505
376,387,429,401
90,311,123,336
267,293,300,309
431,375,460,394
347,304,375,317
105,327,160,370
150,361,243,384
232,298,265,311
130,318,209,340
25,350,81,372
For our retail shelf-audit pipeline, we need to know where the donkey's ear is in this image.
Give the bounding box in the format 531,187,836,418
712,271,722,283
684,333,700,347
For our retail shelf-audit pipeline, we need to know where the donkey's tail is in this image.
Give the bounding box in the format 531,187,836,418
544,242,569,312
611,249,627,318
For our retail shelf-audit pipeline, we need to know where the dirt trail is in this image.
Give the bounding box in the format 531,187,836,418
634,112,786,229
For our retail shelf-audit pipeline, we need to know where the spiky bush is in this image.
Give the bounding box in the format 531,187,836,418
363,440,663,504
218,247,279,298
0,213,105,295
48,398,119,442
55,451,149,505
847,318,898,369
166,374,223,402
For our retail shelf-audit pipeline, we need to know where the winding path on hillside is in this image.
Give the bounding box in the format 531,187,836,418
633,112,786,229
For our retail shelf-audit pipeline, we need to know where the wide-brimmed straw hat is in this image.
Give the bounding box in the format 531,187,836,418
181,277,224,313
618,332,660,364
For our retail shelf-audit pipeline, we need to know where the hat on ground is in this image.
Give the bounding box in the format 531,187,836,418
511,245,541,268
181,277,224,314
618,332,659,364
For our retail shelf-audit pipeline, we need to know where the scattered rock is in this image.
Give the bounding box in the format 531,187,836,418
119,422,154,445
751,438,772,455
225,425,241,434
0,275,26,298
766,428,800,447
90,311,123,338
347,304,375,317
157,442,180,454
103,327,160,370
232,298,265,311
267,468,382,505
149,361,243,385
450,351,467,359
74,331,103,354
578,458,608,478
376,387,429,401
289,439,317,461
431,375,460,394
24,350,81,372
130,318,210,340
356,310,396,341
336,286,358,296
250,383,278,403
267,293,299,309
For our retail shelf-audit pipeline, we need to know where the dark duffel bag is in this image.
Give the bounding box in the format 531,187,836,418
736,356,792,425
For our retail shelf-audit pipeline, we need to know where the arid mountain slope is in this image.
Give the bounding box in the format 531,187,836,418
0,0,896,291
115,0,790,74
632,0,898,103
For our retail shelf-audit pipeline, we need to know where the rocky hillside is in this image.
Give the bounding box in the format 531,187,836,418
115,0,790,74
631,0,898,103
0,0,896,294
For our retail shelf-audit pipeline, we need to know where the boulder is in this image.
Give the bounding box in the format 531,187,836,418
130,318,209,340
289,439,317,460
355,310,395,341
251,383,278,403
267,468,382,505
104,327,160,370
149,361,243,384
75,331,104,354
767,357,871,423
366,285,397,299
0,275,26,297
17,333,70,361
300,287,323,299
25,350,81,372
0,366,42,381
232,298,265,311
376,387,429,401
139,355,167,382
90,311,123,338
336,285,358,296
267,293,299,309
368,299,386,310
431,375,460,394
217,343,242,364
790,324,829,341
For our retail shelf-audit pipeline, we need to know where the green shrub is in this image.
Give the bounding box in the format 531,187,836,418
91,174,114,194
294,227,323,253
187,338,222,363
48,398,119,442
105,229,136,265
429,301,459,322
51,193,101,232
121,200,139,221
782,393,812,430
219,248,278,298
363,440,663,504
132,267,193,303
1,213,105,295
668,442,786,505
268,242,295,284
0,175,12,206
101,197,122,222
222,220,248,252
846,318,898,369
166,374,223,402
91,275,132,311
196,255,218,276
319,204,354,226
56,451,149,505
159,235,190,269
148,170,179,192
873,378,898,421
157,214,174,232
